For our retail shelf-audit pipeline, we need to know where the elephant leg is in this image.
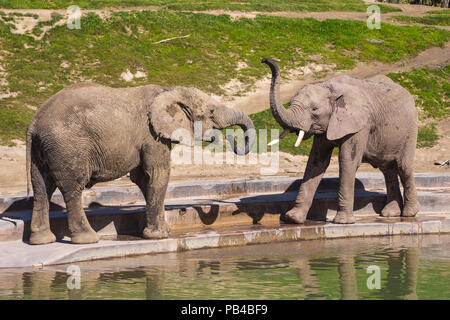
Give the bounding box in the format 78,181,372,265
133,150,170,239
130,166,150,233
29,161,57,245
130,166,148,201
59,182,99,244
283,135,333,224
333,131,367,224
380,165,403,217
141,166,170,239
398,162,419,217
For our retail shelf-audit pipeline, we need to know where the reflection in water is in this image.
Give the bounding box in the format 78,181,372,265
146,270,165,300
0,235,449,300
294,258,322,299
338,254,358,300
381,247,420,300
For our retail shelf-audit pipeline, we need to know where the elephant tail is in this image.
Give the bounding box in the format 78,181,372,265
26,119,35,199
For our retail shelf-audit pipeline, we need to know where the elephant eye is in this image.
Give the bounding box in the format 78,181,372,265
311,105,318,111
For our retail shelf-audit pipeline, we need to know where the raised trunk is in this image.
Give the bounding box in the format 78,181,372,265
261,58,297,130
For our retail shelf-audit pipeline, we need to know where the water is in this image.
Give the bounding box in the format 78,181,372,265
0,235,449,300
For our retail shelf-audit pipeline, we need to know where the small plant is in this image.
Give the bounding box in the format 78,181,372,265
417,123,439,148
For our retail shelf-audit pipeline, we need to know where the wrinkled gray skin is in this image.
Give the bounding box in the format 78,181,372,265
26,83,255,244
262,58,419,224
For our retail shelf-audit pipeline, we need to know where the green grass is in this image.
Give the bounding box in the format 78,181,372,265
0,104,34,146
391,8,450,26
0,0,401,13
391,14,450,26
387,65,450,120
427,9,450,15
417,123,439,148
387,65,449,149
0,10,448,145
32,12,63,36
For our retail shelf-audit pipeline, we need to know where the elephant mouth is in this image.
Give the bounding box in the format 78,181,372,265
203,135,216,143
302,131,314,141
310,123,325,134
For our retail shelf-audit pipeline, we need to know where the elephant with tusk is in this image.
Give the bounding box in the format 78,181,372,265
26,83,255,245
262,58,419,224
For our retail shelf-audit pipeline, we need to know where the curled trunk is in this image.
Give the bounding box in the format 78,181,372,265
216,107,256,155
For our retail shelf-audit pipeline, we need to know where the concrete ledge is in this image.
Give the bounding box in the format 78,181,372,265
1,190,449,243
1,213,449,268
1,173,449,214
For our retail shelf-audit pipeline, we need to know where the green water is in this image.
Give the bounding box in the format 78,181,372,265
0,235,449,300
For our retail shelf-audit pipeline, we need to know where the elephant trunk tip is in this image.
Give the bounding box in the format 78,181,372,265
261,57,276,67
261,58,280,75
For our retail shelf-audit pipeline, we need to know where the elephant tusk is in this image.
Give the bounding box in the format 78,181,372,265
268,129,290,146
294,130,305,147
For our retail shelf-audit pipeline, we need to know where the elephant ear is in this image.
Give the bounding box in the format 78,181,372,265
326,79,371,141
147,88,195,143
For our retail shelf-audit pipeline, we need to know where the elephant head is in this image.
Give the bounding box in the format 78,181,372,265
148,87,255,155
261,58,371,145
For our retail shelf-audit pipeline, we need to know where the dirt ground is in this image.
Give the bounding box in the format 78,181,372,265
0,3,449,196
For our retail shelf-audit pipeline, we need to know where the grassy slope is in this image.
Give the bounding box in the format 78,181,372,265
388,65,450,148
0,10,448,145
391,14,450,26
427,9,450,15
391,9,450,26
0,0,401,12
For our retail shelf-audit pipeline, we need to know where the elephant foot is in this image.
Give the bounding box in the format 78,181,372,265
142,223,170,239
380,200,402,217
29,229,56,245
281,208,307,224
333,211,356,224
71,230,99,244
402,201,419,217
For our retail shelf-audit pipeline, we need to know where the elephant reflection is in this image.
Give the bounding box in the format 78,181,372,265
294,247,420,300
382,247,419,300
0,245,422,300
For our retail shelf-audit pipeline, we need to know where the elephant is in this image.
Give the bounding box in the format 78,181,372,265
262,58,419,224
26,82,255,244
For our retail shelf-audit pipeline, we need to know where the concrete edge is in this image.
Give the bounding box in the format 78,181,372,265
1,189,448,243
10,214,449,268
1,173,449,214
